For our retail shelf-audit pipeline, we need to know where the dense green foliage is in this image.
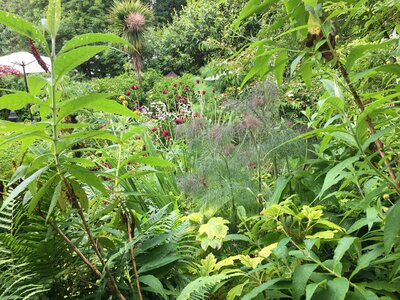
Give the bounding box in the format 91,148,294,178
0,0,400,299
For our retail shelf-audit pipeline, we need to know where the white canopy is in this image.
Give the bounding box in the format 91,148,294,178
0,52,51,73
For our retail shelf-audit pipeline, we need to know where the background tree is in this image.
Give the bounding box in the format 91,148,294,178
142,0,186,24
143,0,259,75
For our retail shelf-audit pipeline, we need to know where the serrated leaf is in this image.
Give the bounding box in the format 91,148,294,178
259,243,278,258
239,255,263,269
65,164,107,195
301,59,313,87
58,93,139,121
60,33,134,53
350,244,384,279
0,11,48,52
0,93,44,110
333,237,356,268
306,230,337,239
227,280,249,300
306,280,327,300
54,46,107,83
290,52,306,76
138,255,181,273
318,156,360,198
346,41,395,70
274,50,288,87
214,255,241,271
28,174,58,215
241,278,280,300
292,264,318,300
27,76,48,97
70,180,89,211
200,253,217,275
139,275,168,300
46,180,62,221
198,217,229,240
384,201,400,254
234,0,275,29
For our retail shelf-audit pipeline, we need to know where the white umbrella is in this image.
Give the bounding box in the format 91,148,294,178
0,51,51,73
0,52,51,122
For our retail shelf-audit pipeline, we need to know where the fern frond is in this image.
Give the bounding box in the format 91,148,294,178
177,274,229,300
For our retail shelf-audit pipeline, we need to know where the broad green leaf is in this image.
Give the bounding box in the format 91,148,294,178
27,76,48,97
0,93,44,110
304,0,318,8
60,33,134,53
60,130,120,144
233,0,275,29
301,59,313,87
28,174,58,214
274,50,288,87
271,176,292,203
330,132,358,148
47,0,61,36
58,93,139,121
240,48,270,88
318,156,360,198
65,164,107,195
384,201,400,253
54,46,107,83
319,96,345,113
138,255,181,273
324,278,349,300
140,275,168,300
0,11,48,53
350,244,384,279
46,180,62,221
275,25,308,39
70,180,89,211
292,264,318,300
321,79,344,99
333,237,356,268
290,52,306,76
0,120,47,134
346,41,396,70
316,219,344,232
227,280,249,300
353,287,380,300
306,280,327,300
365,281,400,293
241,278,280,300
1,167,48,211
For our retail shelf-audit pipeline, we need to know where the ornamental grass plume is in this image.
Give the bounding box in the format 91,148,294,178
242,113,262,130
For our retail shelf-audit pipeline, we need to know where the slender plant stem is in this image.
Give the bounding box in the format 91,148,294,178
38,207,101,277
49,36,125,300
337,62,399,187
126,214,143,300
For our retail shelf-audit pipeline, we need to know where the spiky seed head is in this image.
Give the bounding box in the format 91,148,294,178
125,12,146,32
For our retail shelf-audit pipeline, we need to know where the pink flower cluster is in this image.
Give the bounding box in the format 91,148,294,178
0,65,22,77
